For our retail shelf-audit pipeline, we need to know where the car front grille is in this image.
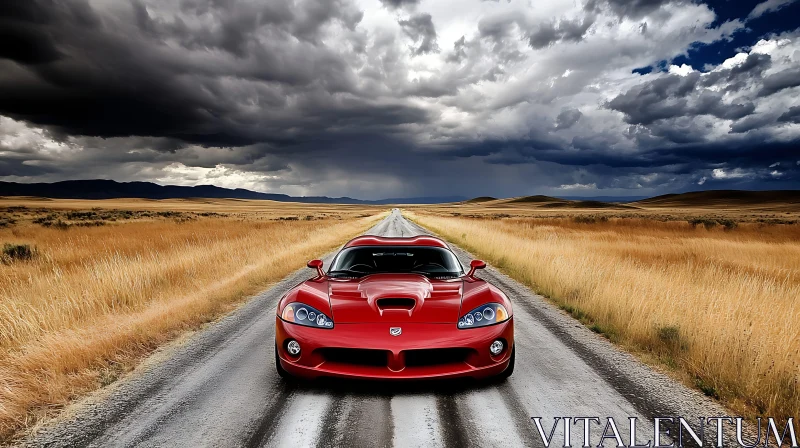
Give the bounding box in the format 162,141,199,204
319,347,472,369
319,348,389,367
404,348,471,367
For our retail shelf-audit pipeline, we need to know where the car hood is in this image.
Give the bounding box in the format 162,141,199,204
328,274,462,323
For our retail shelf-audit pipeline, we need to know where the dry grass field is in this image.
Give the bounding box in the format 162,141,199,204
406,197,800,420
2,191,798,441
0,198,383,441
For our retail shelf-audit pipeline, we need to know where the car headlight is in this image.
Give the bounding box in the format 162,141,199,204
458,303,509,329
280,303,334,329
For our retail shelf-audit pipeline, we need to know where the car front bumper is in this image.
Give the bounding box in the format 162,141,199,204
275,317,514,380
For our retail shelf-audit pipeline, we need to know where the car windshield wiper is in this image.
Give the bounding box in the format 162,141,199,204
408,270,461,277
327,269,461,277
327,269,369,276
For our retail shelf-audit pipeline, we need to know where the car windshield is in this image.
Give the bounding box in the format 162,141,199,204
328,246,463,277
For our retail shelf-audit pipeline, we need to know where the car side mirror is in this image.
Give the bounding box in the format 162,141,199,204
467,259,486,277
307,259,324,277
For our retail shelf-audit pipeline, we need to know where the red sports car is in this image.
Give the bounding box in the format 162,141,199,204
274,235,514,380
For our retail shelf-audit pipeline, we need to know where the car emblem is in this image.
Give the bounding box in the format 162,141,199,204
389,327,402,336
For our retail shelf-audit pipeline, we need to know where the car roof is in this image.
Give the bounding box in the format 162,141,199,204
343,235,449,249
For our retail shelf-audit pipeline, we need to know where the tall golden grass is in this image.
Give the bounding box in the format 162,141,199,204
407,212,800,418
0,211,382,441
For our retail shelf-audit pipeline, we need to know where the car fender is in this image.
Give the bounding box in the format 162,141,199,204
460,279,513,318
276,279,332,317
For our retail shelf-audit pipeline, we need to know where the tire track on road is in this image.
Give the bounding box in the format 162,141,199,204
435,394,469,448
244,383,298,448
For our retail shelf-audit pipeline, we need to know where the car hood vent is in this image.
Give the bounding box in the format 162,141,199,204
328,274,463,323
377,297,416,310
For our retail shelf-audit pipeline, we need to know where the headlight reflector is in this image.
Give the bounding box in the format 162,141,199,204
458,303,509,329
281,303,334,329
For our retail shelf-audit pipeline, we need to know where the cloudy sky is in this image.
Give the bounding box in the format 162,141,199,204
1,0,799,199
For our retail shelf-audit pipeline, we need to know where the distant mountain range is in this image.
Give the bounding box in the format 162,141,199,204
632,190,800,207
458,190,800,210
1,181,796,208
0,180,467,205
556,195,649,203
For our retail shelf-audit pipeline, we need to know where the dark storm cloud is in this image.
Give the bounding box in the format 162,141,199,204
0,158,55,178
697,53,772,92
174,0,363,45
758,67,800,96
607,70,758,126
378,0,421,9
606,74,698,124
446,36,468,63
447,137,655,169
398,13,439,55
0,0,799,198
643,117,714,144
604,51,780,148
404,78,460,97
584,0,674,19
0,13,64,65
0,0,430,149
527,15,595,49
440,129,800,180
555,108,583,129
643,139,800,168
478,14,517,42
729,114,777,133
778,106,800,123
476,11,593,60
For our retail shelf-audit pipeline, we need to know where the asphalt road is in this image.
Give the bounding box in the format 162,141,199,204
27,210,730,448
